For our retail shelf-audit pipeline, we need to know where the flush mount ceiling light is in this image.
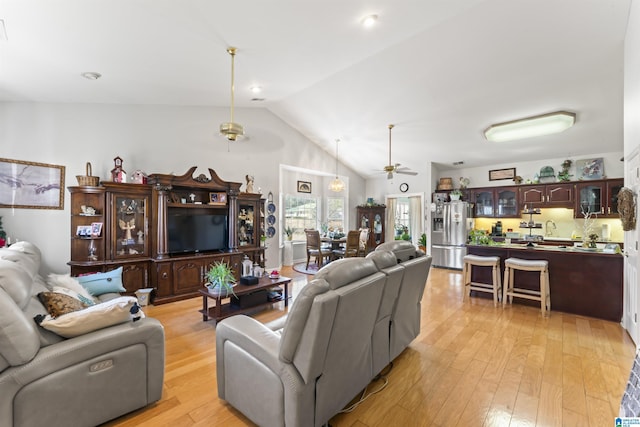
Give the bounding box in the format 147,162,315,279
220,47,244,142
328,139,346,192
484,111,576,142
361,14,378,27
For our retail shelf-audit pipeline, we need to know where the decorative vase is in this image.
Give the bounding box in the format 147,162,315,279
450,194,461,201
205,282,237,297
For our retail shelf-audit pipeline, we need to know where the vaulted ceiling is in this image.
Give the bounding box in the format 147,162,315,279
0,0,631,177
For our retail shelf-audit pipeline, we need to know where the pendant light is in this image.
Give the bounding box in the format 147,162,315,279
328,139,345,192
220,47,244,141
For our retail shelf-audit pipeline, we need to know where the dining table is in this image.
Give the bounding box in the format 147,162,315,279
321,236,346,250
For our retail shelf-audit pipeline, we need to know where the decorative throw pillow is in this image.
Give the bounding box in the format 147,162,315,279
76,267,126,296
47,273,96,302
51,286,96,307
34,296,144,338
37,292,88,318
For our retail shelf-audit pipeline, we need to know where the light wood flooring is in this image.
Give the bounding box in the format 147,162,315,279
104,266,637,427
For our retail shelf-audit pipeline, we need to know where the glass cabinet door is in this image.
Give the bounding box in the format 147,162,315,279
496,188,517,217
607,180,624,216
373,213,383,245
238,202,256,247
473,190,494,217
577,184,603,215
113,194,149,258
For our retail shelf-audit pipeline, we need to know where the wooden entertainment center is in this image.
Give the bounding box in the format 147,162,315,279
68,167,266,304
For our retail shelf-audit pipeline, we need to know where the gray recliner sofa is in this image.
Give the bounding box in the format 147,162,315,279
0,242,165,427
216,243,432,427
373,240,432,362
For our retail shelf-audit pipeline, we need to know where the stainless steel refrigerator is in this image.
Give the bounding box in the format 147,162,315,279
431,201,473,270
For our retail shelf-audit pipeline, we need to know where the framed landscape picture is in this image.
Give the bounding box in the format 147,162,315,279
0,158,65,209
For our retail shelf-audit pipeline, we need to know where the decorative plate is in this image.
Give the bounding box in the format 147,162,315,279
267,226,276,238
267,214,276,225
267,202,276,214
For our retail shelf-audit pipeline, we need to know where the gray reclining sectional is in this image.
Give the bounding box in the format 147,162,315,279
216,241,431,426
0,242,165,427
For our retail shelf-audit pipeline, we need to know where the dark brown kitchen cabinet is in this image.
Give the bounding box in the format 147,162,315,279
576,178,623,218
470,187,519,218
519,183,574,208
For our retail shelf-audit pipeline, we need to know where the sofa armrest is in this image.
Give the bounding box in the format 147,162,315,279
0,318,164,395
216,315,282,374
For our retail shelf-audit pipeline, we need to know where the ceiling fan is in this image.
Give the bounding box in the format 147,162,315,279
382,124,418,179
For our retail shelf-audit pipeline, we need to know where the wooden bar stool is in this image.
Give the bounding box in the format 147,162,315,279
462,254,502,307
503,257,550,316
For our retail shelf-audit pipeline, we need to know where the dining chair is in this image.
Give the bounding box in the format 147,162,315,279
304,229,333,269
358,228,370,256
333,230,360,259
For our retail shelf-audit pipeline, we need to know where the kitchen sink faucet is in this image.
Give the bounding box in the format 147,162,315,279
545,219,556,236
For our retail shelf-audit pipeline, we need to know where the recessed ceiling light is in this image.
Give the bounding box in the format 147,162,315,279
361,14,378,28
250,86,262,94
81,72,102,80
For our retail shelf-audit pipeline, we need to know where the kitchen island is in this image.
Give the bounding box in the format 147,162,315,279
466,243,623,321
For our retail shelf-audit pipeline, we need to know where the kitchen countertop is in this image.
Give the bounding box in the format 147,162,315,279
483,242,622,255
466,244,623,321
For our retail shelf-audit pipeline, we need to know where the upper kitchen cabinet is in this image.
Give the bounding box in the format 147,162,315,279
576,178,623,218
470,187,519,218
519,183,574,208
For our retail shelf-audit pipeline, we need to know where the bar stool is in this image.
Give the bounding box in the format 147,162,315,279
462,254,502,307
503,257,550,316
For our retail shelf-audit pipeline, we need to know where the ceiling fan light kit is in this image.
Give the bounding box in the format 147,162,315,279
382,124,418,179
220,47,244,141
484,111,576,143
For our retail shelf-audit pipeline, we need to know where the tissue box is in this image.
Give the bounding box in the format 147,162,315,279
240,275,259,285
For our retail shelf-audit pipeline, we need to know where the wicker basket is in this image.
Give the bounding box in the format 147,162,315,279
76,162,100,187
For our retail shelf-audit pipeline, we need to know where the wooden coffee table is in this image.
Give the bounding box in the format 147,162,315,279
199,275,292,322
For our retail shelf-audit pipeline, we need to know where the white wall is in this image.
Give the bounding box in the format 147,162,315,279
0,102,365,274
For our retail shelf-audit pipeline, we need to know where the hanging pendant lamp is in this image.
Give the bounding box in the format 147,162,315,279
328,139,345,192
220,47,244,141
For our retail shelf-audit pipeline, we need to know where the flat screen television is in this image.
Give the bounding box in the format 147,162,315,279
167,211,228,254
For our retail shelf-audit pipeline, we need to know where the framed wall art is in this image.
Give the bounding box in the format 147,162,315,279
576,158,604,180
0,158,65,209
297,181,312,193
489,167,516,181
209,192,228,206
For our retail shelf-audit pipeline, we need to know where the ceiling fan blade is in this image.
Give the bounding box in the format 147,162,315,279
396,170,418,176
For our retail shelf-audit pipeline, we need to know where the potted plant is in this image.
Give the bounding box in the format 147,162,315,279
284,226,294,241
449,189,463,201
204,260,237,297
418,233,427,252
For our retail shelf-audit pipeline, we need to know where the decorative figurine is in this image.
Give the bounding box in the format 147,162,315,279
111,156,127,183
119,218,136,242
245,175,255,193
131,170,148,184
